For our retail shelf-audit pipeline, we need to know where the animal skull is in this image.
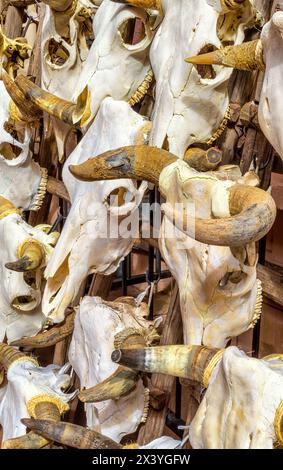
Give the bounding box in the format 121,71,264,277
0,344,75,448
42,98,148,324
116,0,259,157
0,197,59,343
112,344,283,449
68,295,160,442
70,145,276,347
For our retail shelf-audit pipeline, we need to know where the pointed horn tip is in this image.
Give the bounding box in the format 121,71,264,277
5,257,32,272
111,349,122,363
21,418,33,428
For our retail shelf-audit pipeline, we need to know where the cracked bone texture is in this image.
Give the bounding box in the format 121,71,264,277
189,347,283,449
42,98,148,324
159,160,261,347
0,82,42,210
73,0,155,122
0,361,74,441
68,296,159,443
148,0,257,157
258,10,283,162
0,215,57,343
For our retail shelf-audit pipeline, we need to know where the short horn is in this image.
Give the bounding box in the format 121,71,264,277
163,184,277,247
112,345,223,388
186,40,265,72
111,0,161,10
0,343,26,371
79,367,139,403
5,239,45,272
11,311,75,349
69,145,178,185
14,75,91,126
3,399,62,449
184,147,222,172
21,420,122,449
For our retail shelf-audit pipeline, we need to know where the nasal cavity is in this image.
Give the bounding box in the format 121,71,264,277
119,17,146,46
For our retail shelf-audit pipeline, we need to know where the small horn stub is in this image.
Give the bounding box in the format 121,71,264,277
21,419,123,449
5,239,45,272
111,345,223,388
186,40,265,72
184,147,223,172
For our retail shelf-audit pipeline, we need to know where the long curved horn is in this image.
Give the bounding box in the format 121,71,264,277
112,345,224,388
3,400,63,449
69,145,178,185
1,70,41,122
5,239,45,272
69,145,276,247
14,75,91,126
79,328,148,403
21,420,123,449
11,311,75,348
111,0,161,10
186,40,265,72
163,183,276,247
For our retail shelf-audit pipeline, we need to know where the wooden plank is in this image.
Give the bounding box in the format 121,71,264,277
257,264,283,309
137,283,183,445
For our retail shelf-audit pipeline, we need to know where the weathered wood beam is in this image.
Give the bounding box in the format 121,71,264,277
257,264,283,309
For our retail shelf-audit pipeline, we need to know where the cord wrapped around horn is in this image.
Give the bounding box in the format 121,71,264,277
69,145,276,247
21,419,123,449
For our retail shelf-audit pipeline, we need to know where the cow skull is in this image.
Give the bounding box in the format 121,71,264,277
42,99,148,324
115,0,260,157
68,295,160,442
0,343,75,448
70,145,276,347
0,197,59,343
112,344,283,449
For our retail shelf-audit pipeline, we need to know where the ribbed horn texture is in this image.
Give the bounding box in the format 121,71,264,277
3,402,61,449
11,311,75,348
0,343,26,371
14,75,89,126
186,40,265,72
20,420,123,449
2,71,41,122
111,345,222,386
163,183,277,247
69,145,178,185
5,240,45,272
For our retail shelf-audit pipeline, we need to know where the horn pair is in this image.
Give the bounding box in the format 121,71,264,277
69,145,276,247
0,344,65,449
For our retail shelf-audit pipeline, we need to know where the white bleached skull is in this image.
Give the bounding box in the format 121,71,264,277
42,98,148,324
68,295,160,443
0,357,74,442
73,0,155,122
159,160,263,347
122,0,259,157
0,206,59,343
190,347,283,449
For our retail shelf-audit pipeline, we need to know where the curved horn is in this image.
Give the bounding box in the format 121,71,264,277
5,239,45,272
0,343,26,370
11,311,75,349
14,75,91,126
186,40,265,72
69,145,276,247
21,420,122,449
220,0,245,12
3,400,62,449
1,70,41,122
69,145,178,185
274,401,283,447
112,345,223,388
163,184,277,247
111,0,161,10
79,328,149,403
0,196,22,220
184,147,222,172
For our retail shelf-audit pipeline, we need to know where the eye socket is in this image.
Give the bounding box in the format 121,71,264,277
194,44,217,80
47,38,70,66
0,142,22,160
118,17,146,47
